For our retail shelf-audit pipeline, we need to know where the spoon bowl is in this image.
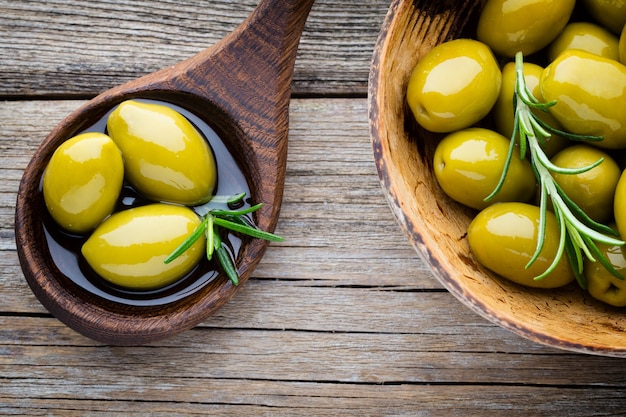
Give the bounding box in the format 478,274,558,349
15,0,314,345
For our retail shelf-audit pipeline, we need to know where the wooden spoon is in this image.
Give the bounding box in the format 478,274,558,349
14,0,315,345
370,0,626,357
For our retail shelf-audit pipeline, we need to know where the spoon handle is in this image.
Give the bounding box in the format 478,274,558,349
174,0,314,104
118,0,315,117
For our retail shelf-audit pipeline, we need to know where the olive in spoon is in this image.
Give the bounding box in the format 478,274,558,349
14,0,315,345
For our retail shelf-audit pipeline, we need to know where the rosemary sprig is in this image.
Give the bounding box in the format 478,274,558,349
164,192,283,285
487,52,624,288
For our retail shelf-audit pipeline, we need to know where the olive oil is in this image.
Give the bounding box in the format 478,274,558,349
42,100,251,306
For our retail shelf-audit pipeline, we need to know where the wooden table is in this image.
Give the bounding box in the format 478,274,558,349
3,1,626,415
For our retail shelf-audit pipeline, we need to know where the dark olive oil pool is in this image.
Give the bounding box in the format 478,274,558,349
42,100,252,307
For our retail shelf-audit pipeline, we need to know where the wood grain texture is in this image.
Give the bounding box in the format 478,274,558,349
4,0,626,415
0,0,388,98
6,97,626,416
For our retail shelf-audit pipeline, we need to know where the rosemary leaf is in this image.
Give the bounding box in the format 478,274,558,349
227,192,247,205
583,234,625,280
527,180,549,270
210,203,264,217
564,235,587,289
212,217,284,241
164,217,209,264
532,114,603,143
485,122,518,202
206,214,215,260
213,229,239,285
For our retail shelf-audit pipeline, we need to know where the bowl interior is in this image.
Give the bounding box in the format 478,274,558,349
369,0,626,356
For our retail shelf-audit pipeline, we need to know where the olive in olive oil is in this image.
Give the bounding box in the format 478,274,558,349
42,100,252,307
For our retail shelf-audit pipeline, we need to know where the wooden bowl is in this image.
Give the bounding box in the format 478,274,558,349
369,0,626,357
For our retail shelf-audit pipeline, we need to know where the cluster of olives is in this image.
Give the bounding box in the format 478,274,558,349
43,100,217,290
406,0,626,306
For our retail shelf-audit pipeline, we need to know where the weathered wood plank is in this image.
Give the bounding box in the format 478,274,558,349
0,0,388,97
6,2,626,414
3,316,626,417
3,316,626,386
2,385,626,417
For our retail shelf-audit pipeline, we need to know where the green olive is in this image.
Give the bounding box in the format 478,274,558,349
551,144,621,223
584,238,626,307
613,169,626,238
406,39,501,133
107,100,217,205
493,61,568,157
468,202,575,288
548,22,619,62
477,0,575,57
433,128,536,210
43,132,124,234
582,0,626,34
81,203,204,290
541,49,626,149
